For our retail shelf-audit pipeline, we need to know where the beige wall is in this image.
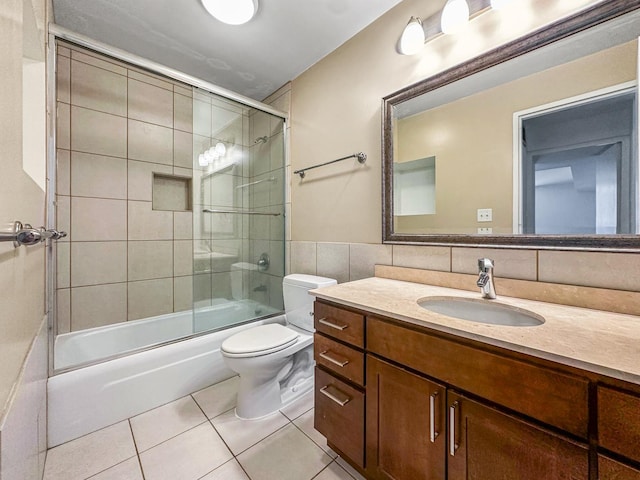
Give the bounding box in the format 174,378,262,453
290,0,605,243
395,40,637,234
0,0,49,477
55,42,196,331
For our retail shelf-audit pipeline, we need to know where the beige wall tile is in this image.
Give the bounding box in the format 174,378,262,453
316,243,349,284
71,197,127,241
539,250,640,291
57,45,71,57
56,149,70,196
71,241,127,287
128,69,174,91
174,130,193,168
128,241,174,281
70,60,127,116
128,201,173,240
128,119,173,165
71,283,127,330
128,160,173,202
174,167,192,178
71,152,127,199
193,100,211,137
393,245,451,272
57,102,70,150
128,78,173,128
153,175,191,211
70,50,127,76
57,55,70,103
270,132,284,172
56,195,70,241
349,243,393,281
451,247,537,281
174,93,193,133
174,276,193,312
290,241,317,275
56,242,70,288
174,240,193,277
128,278,174,320
174,85,192,98
174,211,193,240
71,106,127,158
57,289,70,334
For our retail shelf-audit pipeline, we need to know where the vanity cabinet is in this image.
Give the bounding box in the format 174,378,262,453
313,299,640,479
313,302,366,469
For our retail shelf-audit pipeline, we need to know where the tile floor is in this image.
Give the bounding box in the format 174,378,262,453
43,377,366,480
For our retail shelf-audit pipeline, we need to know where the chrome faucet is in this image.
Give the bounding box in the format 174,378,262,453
477,258,496,299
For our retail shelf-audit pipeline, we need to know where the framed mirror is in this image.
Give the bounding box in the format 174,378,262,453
382,1,640,250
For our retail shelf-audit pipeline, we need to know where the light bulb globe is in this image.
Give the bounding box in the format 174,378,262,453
399,17,425,55
441,0,470,34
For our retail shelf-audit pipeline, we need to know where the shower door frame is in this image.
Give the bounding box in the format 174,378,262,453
46,26,288,377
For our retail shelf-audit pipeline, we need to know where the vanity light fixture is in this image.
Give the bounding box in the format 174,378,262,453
400,17,426,55
201,0,258,25
490,0,513,9
441,0,470,34
215,142,226,156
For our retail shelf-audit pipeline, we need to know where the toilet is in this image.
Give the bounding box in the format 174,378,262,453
221,274,337,419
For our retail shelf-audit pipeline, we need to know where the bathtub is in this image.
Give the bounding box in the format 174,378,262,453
48,308,284,447
54,299,279,371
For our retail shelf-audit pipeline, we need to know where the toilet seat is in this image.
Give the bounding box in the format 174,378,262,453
221,324,299,358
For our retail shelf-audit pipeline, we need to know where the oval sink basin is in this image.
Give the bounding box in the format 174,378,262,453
418,297,544,327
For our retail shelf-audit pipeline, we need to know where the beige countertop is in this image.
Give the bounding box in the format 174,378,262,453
311,277,640,385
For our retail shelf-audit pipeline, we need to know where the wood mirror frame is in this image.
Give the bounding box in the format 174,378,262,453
382,0,640,251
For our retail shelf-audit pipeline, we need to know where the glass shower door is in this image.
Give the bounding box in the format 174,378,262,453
192,88,285,334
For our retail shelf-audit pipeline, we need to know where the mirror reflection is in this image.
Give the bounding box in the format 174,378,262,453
387,7,640,244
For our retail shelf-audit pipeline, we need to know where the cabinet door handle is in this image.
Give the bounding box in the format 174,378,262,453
319,350,350,367
318,318,349,331
319,385,351,406
429,392,439,443
449,401,460,456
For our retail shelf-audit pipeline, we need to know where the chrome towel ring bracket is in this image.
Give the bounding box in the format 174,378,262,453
0,221,67,248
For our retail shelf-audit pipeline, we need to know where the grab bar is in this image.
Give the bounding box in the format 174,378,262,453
202,209,281,217
235,176,276,189
293,152,367,179
0,221,67,247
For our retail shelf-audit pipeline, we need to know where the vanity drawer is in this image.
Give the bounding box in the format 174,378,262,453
314,333,364,386
314,301,364,348
599,455,640,480
314,367,365,468
598,385,640,464
367,316,589,439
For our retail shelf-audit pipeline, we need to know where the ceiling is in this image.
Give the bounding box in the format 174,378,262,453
52,0,404,101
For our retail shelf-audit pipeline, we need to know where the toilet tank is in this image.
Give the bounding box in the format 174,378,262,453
283,274,337,332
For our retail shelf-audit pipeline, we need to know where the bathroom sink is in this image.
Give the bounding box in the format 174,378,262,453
418,297,544,327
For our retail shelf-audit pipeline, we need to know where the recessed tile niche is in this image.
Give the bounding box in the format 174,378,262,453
152,174,192,211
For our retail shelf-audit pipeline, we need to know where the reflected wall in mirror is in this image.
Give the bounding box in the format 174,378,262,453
383,2,640,249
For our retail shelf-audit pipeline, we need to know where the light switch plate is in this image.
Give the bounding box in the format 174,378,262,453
477,227,493,234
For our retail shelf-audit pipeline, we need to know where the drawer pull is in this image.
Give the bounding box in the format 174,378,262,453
449,401,460,456
319,350,350,367
429,392,439,443
318,318,349,331
319,385,351,406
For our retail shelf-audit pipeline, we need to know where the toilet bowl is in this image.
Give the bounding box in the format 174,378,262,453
221,274,337,419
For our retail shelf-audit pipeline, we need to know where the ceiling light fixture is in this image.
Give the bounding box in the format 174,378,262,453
201,0,258,25
399,17,426,56
441,0,470,34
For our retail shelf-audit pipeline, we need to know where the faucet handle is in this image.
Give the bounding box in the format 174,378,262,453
478,258,494,272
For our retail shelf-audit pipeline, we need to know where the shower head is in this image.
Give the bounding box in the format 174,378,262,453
254,136,268,144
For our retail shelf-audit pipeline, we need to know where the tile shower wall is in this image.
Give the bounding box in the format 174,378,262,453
55,42,194,332
290,241,640,293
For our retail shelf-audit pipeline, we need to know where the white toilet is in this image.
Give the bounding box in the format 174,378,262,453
221,274,337,419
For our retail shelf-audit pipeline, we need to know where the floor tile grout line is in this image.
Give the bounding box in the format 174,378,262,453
126,419,147,480
79,454,140,480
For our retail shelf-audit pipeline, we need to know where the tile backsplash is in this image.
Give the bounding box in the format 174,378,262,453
291,241,640,293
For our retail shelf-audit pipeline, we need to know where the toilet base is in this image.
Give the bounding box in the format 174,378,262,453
234,347,314,420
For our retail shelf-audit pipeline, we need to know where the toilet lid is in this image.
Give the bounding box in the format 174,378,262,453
221,324,299,357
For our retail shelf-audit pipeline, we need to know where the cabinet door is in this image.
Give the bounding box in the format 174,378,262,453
447,391,589,480
366,355,446,480
599,455,640,480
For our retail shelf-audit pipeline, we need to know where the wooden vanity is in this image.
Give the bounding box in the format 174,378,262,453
312,276,640,480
